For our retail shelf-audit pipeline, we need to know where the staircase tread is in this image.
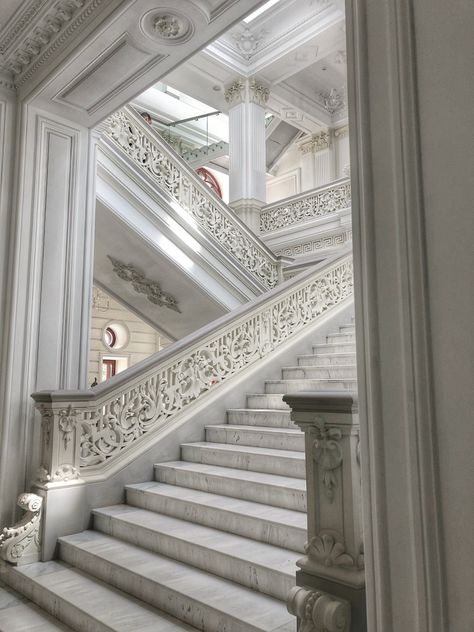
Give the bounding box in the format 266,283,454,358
11,561,198,631
59,531,295,629
283,364,357,369
227,408,291,414
0,598,74,631
205,424,301,435
155,461,306,489
181,441,305,459
93,505,300,573
126,482,307,526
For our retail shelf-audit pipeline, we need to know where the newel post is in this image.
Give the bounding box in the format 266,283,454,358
283,392,366,632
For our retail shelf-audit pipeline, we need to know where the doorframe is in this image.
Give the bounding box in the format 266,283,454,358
346,1,446,630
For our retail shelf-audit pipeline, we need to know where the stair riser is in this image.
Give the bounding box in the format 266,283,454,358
246,394,288,409
264,380,357,394
297,354,356,367
181,445,306,479
282,367,357,380
205,427,305,452
226,410,294,428
339,325,356,334
1,567,113,632
125,487,306,553
326,333,355,343
154,465,307,512
312,343,356,354
92,513,294,601
59,542,283,632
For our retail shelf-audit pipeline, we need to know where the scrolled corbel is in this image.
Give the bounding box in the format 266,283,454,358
287,585,350,632
0,493,43,565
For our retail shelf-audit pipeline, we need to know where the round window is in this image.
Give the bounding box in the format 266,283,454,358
104,326,117,348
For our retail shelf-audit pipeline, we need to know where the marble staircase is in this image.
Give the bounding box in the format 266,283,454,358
2,321,357,632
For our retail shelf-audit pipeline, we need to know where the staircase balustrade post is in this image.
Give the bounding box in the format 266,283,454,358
283,392,367,632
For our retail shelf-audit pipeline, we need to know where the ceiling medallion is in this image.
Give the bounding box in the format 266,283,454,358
140,10,194,45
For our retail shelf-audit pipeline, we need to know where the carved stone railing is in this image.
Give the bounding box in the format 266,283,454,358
104,106,280,289
283,392,366,632
260,178,351,234
32,252,353,484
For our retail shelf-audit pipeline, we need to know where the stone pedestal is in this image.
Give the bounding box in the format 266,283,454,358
283,392,367,632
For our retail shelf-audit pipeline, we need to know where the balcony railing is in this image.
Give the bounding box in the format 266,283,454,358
103,107,280,290
33,251,353,483
260,178,351,234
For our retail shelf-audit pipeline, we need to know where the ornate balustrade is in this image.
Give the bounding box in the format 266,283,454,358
32,252,353,484
260,178,351,234
104,106,280,290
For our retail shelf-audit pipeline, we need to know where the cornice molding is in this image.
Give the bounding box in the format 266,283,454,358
0,0,107,87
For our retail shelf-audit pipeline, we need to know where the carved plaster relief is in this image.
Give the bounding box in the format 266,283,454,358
108,256,181,313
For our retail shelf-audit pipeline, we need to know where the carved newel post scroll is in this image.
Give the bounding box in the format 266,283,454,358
283,392,366,632
0,493,43,565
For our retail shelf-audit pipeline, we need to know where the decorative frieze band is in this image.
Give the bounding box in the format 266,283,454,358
275,230,352,259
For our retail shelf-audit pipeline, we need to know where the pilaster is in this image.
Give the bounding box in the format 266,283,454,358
299,131,336,189
225,78,269,233
0,105,96,526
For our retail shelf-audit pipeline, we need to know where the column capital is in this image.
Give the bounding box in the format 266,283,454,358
224,77,270,107
299,130,331,154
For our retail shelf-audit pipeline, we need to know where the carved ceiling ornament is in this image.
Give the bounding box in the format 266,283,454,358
108,256,181,313
232,26,267,59
140,9,194,45
318,87,346,116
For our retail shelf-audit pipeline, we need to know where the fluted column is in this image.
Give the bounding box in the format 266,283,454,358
225,77,269,234
299,131,336,190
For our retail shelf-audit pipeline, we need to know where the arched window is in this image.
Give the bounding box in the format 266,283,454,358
196,167,223,198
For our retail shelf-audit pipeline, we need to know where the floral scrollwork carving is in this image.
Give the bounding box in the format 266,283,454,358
305,534,355,569
311,421,343,502
58,405,77,449
287,585,350,632
0,493,43,564
35,464,80,484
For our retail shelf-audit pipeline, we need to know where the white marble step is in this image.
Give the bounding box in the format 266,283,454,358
281,365,357,380
205,425,304,452
339,324,356,334
297,353,356,367
226,408,294,428
312,342,356,354
181,442,306,479
264,378,358,393
326,332,356,343
246,393,289,409
125,482,306,552
154,462,306,511
92,506,299,600
4,561,198,632
0,581,73,632
59,531,296,632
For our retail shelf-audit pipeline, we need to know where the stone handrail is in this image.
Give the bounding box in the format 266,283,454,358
104,106,280,289
32,251,353,483
260,178,351,234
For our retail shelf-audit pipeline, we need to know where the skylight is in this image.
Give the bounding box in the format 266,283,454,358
243,0,281,24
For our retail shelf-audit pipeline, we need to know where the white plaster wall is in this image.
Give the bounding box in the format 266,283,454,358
88,288,170,385
414,2,474,629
